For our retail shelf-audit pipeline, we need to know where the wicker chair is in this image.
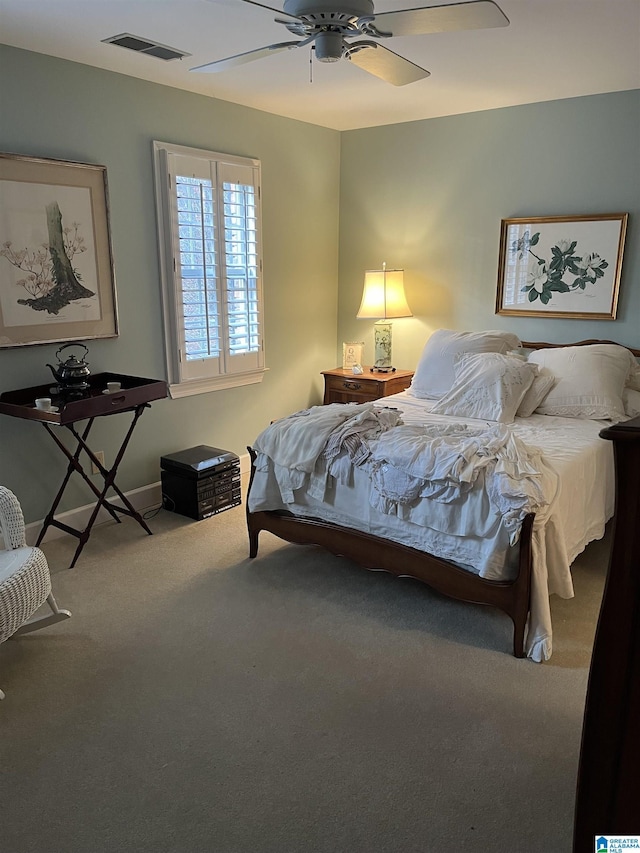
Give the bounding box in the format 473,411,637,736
0,486,71,699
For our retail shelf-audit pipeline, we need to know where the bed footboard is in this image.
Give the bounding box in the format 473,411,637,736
246,447,533,658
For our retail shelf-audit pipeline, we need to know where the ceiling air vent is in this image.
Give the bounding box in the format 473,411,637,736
102,33,191,61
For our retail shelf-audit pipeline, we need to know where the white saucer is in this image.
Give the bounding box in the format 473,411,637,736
37,406,58,413
102,389,122,394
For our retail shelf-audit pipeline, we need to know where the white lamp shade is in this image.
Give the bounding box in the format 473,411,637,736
357,267,412,319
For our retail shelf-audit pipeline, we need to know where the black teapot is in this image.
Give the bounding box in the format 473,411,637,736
47,343,91,391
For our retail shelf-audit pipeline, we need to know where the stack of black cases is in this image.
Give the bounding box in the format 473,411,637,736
160,445,241,520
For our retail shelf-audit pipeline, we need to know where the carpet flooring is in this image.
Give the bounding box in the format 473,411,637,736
0,489,609,853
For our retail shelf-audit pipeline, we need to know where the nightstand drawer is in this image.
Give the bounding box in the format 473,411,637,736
324,375,381,404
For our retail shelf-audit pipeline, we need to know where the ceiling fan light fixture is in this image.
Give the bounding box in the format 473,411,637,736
314,31,344,62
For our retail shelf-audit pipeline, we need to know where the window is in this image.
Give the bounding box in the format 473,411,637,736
153,141,265,397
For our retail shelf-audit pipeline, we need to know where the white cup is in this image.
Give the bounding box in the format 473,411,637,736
35,397,52,411
106,381,122,393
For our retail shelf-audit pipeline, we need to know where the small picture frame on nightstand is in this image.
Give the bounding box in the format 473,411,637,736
342,341,364,370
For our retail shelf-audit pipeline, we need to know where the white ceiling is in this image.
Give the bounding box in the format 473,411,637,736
1,0,639,131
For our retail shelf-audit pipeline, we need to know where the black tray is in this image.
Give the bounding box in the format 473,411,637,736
0,373,168,424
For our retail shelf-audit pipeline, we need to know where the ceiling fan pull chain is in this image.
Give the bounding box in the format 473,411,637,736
310,45,314,83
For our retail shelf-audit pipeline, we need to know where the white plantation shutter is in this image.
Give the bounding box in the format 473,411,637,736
219,161,262,373
154,142,265,396
170,153,221,381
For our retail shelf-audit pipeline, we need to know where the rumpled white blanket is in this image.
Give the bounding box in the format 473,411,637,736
368,422,556,544
254,403,369,473
322,406,402,485
253,403,402,501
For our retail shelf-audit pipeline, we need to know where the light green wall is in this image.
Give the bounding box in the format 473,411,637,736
1,44,638,525
0,45,340,521
338,90,640,371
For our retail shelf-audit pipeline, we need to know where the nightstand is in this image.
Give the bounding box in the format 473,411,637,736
321,367,414,404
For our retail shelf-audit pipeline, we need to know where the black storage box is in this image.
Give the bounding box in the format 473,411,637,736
160,445,241,520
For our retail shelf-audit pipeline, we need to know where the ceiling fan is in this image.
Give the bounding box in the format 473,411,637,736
190,0,509,86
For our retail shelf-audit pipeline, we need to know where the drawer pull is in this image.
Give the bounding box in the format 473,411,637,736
343,381,362,390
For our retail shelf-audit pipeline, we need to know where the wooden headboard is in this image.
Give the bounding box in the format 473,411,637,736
522,339,640,358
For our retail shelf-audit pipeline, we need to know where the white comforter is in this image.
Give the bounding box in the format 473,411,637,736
249,392,615,662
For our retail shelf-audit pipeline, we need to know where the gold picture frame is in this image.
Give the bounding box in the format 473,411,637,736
0,152,118,348
496,213,628,320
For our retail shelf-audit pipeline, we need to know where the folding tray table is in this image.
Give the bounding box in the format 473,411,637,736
0,373,168,568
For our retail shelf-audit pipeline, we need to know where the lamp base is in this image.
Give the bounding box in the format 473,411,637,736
373,320,394,372
370,366,396,373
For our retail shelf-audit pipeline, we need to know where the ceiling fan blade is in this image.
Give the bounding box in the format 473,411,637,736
370,0,509,38
347,43,430,86
208,0,303,25
190,41,302,73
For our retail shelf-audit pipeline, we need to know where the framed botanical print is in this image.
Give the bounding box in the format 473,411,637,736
0,152,118,347
496,213,628,320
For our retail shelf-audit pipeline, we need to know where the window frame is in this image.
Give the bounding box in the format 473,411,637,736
153,141,266,398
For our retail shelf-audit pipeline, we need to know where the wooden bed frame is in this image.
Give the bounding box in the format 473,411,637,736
246,340,640,658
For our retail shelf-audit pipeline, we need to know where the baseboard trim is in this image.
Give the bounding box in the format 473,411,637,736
25,451,251,546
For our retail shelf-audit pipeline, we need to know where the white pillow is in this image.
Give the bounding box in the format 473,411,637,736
528,344,635,420
408,329,521,400
627,361,640,391
431,352,537,423
516,368,556,418
624,387,640,418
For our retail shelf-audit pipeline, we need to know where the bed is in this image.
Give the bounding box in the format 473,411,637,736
246,334,640,662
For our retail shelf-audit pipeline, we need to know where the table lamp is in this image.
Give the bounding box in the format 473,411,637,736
356,262,412,372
